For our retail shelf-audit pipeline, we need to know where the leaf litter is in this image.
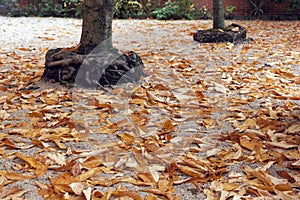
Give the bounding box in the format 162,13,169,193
0,17,300,199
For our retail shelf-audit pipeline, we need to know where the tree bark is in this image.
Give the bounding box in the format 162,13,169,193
78,0,114,54
213,0,225,30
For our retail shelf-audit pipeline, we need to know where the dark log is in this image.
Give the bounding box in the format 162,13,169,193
193,23,253,44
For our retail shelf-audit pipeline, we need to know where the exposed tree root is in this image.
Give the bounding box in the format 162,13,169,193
194,23,253,44
42,47,145,89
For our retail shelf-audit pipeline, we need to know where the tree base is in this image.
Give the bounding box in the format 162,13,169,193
42,47,145,89
193,23,253,44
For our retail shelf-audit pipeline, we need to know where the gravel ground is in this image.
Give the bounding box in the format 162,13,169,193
0,17,299,199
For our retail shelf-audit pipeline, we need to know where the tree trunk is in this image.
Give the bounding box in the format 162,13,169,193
213,0,225,30
78,0,114,54
42,0,145,88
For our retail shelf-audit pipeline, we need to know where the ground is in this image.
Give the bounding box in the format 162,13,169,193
0,17,299,199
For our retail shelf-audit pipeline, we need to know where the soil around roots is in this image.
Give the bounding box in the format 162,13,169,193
42,47,145,89
193,23,253,44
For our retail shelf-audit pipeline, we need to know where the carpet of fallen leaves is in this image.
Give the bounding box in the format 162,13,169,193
0,17,300,200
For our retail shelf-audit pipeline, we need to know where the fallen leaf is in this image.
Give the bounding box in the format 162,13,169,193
70,182,85,195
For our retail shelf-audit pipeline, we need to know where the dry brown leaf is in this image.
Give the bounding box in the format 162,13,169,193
146,90,165,103
35,181,48,190
212,82,226,94
141,188,176,200
118,133,136,144
222,182,239,191
239,118,258,132
290,160,300,169
159,120,175,135
294,77,300,84
122,177,155,187
158,179,173,193
0,170,35,180
16,152,48,177
177,165,204,178
92,190,104,199
274,190,299,200
50,172,74,194
265,141,298,149
0,187,22,198
148,167,160,183
137,173,155,183
45,152,66,166
81,157,103,169
145,193,158,200
276,171,296,183
74,167,103,182
0,187,30,200
246,186,272,197
239,136,256,151
275,183,293,191
287,124,300,134
113,190,142,200
0,110,9,121
100,189,113,200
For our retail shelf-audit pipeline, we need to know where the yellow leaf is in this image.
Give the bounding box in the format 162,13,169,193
118,133,136,144
137,173,155,183
222,182,239,191
240,136,256,151
112,190,143,200
159,120,175,135
50,173,74,194
16,152,39,167
81,157,104,169
145,193,158,200
239,118,258,132
16,152,48,177
53,140,67,150
74,167,103,181
0,170,35,180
